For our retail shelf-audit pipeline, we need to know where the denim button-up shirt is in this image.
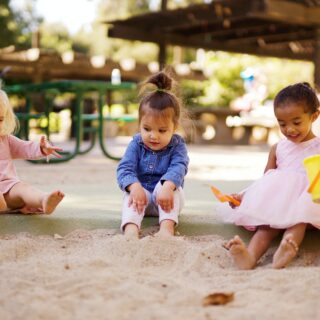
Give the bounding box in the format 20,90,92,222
117,133,189,193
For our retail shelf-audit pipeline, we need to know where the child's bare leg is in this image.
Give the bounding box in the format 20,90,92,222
123,223,139,239
0,194,7,211
272,223,307,269
226,227,280,270
155,219,175,237
4,182,64,214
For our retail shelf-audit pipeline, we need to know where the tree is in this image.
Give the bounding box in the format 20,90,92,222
39,23,74,53
0,0,20,47
0,0,42,49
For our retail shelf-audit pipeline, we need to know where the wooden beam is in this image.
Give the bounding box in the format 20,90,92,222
0,54,205,83
106,0,257,31
221,29,314,46
108,24,311,60
169,18,268,37
250,0,320,26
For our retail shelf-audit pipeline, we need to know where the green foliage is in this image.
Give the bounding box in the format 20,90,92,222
0,0,42,49
39,23,73,53
180,79,207,107
0,0,17,46
195,52,313,107
197,52,246,107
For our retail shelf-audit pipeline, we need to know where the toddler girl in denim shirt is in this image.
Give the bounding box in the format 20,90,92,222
117,71,189,238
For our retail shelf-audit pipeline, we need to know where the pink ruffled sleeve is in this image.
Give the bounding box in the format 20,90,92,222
7,135,44,160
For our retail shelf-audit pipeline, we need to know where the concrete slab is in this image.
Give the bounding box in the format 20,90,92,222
0,140,268,237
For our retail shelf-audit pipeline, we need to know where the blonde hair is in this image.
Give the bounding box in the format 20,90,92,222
0,90,18,135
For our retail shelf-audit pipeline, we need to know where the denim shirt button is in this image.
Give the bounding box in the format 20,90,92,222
149,165,153,169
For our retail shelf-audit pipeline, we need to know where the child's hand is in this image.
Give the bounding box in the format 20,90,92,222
40,136,63,159
128,183,147,214
229,193,242,208
156,181,175,213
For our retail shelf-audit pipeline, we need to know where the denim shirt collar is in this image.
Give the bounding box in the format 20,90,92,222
133,133,179,151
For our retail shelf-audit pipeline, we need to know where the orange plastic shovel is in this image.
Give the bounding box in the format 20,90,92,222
308,170,320,193
210,185,241,207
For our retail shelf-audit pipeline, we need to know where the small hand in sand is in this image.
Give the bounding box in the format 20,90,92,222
272,235,298,269
225,235,256,270
42,191,65,214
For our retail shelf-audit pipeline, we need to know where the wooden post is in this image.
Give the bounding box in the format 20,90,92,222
314,29,320,90
158,0,168,70
161,0,167,11
158,42,166,70
32,30,40,48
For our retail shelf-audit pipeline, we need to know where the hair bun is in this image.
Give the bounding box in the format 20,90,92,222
302,82,312,88
147,71,172,91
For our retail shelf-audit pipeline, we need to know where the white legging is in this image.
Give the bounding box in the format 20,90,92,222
121,181,185,231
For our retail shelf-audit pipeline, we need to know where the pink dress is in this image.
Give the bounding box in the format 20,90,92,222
0,135,43,194
225,137,320,229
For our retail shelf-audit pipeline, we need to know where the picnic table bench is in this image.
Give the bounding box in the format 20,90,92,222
188,106,277,145
188,107,240,144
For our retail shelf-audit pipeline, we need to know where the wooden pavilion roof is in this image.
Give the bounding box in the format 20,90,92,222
0,49,205,84
107,0,320,61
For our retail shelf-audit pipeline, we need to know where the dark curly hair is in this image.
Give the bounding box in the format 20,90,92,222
274,82,319,114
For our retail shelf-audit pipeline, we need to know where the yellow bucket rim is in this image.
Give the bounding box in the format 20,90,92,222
303,154,320,166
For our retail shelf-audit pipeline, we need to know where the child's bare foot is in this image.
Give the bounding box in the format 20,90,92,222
154,228,174,238
225,235,256,270
0,196,7,212
42,191,64,214
155,220,175,238
124,223,139,239
272,235,298,269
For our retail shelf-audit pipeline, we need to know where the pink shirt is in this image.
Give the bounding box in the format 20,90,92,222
0,135,43,193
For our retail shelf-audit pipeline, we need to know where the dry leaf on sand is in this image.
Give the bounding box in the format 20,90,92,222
202,292,234,306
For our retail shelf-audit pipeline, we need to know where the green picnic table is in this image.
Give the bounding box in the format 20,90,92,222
5,80,137,162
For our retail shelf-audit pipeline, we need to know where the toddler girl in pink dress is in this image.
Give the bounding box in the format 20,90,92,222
224,83,320,269
0,89,64,214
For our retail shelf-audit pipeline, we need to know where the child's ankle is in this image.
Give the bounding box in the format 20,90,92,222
159,219,175,236
0,198,7,211
124,223,139,238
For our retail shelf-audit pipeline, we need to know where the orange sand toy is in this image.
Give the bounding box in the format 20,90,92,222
308,170,320,194
210,186,241,207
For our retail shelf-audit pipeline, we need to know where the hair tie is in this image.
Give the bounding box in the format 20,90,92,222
156,88,167,93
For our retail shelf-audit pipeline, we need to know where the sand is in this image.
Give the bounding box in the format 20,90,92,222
1,230,319,320
0,143,319,320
